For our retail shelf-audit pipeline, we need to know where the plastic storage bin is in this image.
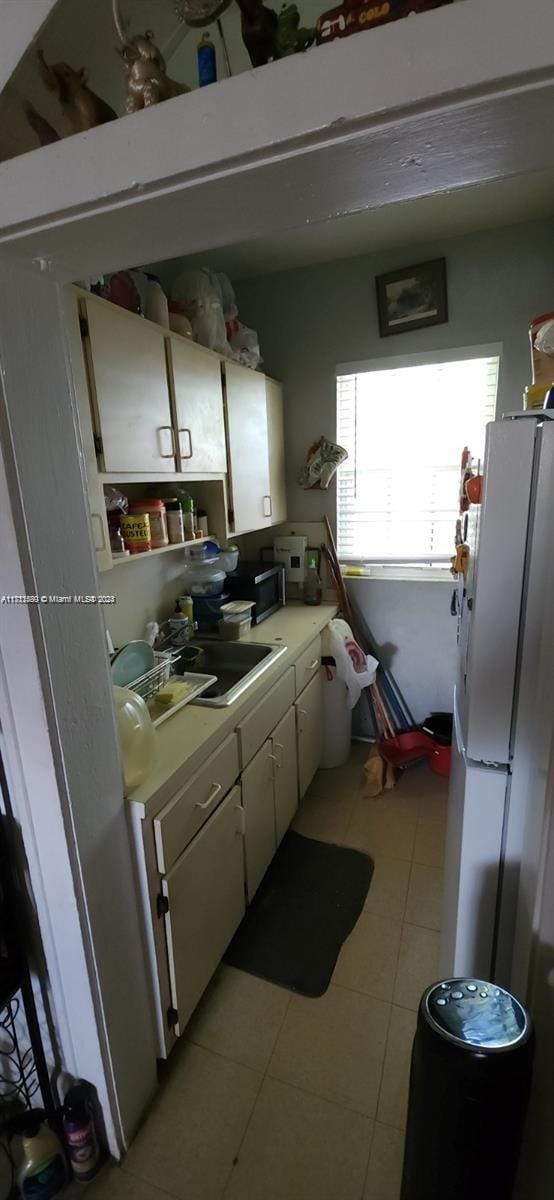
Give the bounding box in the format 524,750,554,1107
401,978,534,1199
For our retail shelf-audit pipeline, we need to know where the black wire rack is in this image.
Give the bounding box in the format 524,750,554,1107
0,995,41,1117
0,754,56,1127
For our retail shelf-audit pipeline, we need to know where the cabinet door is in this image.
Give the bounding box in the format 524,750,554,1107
169,336,227,474
296,671,323,799
242,739,276,900
67,293,112,571
266,378,287,525
162,785,245,1036
224,361,271,534
83,298,175,473
272,706,298,845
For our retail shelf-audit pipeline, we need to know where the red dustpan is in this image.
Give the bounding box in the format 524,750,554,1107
379,731,433,769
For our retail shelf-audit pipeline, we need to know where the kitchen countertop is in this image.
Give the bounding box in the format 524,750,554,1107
128,603,337,815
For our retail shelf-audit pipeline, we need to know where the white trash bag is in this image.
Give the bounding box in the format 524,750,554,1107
323,618,378,710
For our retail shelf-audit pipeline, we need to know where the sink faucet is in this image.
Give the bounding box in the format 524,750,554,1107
154,615,198,651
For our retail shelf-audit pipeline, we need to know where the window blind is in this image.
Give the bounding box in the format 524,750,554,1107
336,354,500,564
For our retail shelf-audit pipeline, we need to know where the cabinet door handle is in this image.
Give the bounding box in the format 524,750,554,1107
307,659,319,671
91,513,106,552
263,495,272,517
158,426,176,458
179,428,193,460
268,754,280,779
274,741,285,768
195,781,222,810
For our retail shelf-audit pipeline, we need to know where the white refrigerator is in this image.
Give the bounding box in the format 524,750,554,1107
441,410,554,996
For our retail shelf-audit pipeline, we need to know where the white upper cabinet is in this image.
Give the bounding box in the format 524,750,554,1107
168,336,227,474
224,361,271,535
82,296,175,473
266,378,287,526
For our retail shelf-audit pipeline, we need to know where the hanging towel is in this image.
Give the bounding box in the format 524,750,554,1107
323,619,378,710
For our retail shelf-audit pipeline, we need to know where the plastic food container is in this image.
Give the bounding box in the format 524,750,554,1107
218,615,252,640
113,686,155,792
121,512,151,554
130,499,168,548
183,563,226,596
218,546,240,573
220,600,254,620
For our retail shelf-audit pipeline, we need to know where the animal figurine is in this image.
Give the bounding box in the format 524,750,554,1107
37,49,116,133
112,2,190,113
236,0,278,67
23,99,60,147
275,3,316,55
116,31,191,112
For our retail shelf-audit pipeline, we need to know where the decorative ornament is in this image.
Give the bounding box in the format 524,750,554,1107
36,49,116,133
275,4,316,55
236,0,278,67
112,0,191,113
23,99,60,147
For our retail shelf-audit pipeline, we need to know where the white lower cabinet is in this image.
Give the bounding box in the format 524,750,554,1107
242,739,277,901
272,707,298,845
296,670,323,799
149,638,327,1053
161,785,245,1036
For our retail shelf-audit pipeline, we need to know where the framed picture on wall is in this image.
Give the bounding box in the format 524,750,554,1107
376,257,448,337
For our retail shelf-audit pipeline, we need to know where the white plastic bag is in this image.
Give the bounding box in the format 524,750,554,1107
171,268,231,355
323,618,378,710
534,318,554,357
229,320,262,369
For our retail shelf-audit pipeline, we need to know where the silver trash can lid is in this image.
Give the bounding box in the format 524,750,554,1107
424,979,531,1051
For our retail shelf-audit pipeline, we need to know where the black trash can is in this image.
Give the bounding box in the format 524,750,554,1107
401,978,534,1200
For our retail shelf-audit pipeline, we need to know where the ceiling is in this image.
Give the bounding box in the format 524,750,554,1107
164,170,554,281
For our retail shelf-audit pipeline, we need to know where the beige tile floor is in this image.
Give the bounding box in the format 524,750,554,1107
78,745,447,1200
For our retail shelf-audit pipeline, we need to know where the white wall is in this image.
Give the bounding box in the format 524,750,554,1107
235,218,554,724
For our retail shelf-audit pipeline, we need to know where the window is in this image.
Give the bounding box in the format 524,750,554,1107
336,347,500,573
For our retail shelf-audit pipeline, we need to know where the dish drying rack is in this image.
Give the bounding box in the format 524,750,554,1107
128,651,216,727
129,651,176,703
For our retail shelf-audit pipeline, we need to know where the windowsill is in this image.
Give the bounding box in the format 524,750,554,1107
340,566,454,583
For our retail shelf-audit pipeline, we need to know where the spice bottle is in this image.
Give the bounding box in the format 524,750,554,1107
62,1084,101,1183
182,495,196,540
166,498,185,544
196,508,209,538
130,499,168,549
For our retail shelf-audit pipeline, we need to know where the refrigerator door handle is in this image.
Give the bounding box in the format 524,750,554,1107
453,687,466,758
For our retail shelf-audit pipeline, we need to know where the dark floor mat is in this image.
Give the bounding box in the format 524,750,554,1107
225,831,373,997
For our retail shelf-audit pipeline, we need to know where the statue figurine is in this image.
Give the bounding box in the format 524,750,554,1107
275,3,316,55
37,49,116,133
236,0,278,67
116,31,191,113
23,99,60,147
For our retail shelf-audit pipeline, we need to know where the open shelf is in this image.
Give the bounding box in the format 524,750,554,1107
110,536,212,568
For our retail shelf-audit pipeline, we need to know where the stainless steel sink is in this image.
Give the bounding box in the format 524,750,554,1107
172,639,287,706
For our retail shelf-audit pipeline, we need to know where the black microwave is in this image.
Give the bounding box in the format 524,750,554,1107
225,562,285,624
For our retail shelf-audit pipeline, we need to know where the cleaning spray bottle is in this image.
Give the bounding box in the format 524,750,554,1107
62,1084,101,1183
18,1117,67,1198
